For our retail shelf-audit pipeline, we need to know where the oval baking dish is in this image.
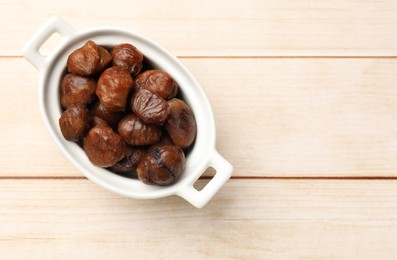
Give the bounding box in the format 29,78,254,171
22,16,233,208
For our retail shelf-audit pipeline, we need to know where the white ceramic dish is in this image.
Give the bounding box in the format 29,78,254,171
22,16,233,208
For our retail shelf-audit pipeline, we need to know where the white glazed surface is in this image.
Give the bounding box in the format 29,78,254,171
23,17,233,208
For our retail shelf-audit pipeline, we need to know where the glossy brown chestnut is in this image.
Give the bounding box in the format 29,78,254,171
136,70,178,100
67,40,100,76
90,101,124,129
137,145,185,185
83,124,126,167
131,86,170,125
147,132,174,153
59,105,90,142
111,43,143,76
91,116,109,128
96,66,133,112
108,146,146,176
96,46,112,73
165,98,196,148
118,114,162,146
60,73,96,109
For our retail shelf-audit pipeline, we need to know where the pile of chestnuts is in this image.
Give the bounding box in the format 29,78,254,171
59,40,196,186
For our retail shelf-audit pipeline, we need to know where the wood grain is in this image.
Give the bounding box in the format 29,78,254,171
190,58,397,177
4,1,397,258
1,179,397,259
5,0,397,57
5,57,397,177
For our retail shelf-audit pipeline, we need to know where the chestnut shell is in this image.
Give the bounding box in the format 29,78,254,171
137,145,185,186
83,124,126,167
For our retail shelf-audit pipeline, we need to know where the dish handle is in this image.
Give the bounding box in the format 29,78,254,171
177,150,233,208
22,16,75,70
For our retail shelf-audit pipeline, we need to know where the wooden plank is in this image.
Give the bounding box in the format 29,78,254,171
5,0,397,57
186,58,397,177
0,58,77,176
1,179,397,259
5,57,397,177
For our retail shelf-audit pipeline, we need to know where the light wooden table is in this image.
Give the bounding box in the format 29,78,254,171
2,1,397,259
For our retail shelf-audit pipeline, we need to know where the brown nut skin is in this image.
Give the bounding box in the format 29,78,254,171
118,114,162,146
83,124,126,167
96,66,133,112
91,116,109,128
67,40,100,76
147,132,174,153
108,146,146,176
60,74,96,109
96,46,112,73
136,70,178,100
131,86,170,125
90,101,124,129
137,145,185,186
165,98,197,148
111,43,143,76
59,105,90,142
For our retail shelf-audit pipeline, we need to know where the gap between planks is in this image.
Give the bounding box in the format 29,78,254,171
2,176,397,180
6,55,397,59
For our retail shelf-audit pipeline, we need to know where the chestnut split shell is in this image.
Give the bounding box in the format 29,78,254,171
137,145,185,186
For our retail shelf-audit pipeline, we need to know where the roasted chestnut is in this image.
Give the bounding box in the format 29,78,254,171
118,114,162,146
59,105,90,141
165,98,196,148
108,146,146,176
137,145,185,185
60,74,96,109
83,124,126,167
90,101,124,129
91,116,109,128
136,70,178,100
131,86,170,125
67,40,100,76
147,132,174,153
111,43,143,76
96,46,112,73
96,66,133,112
